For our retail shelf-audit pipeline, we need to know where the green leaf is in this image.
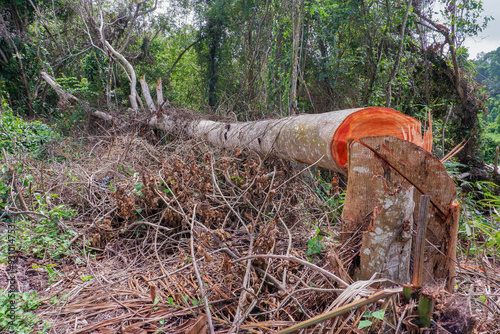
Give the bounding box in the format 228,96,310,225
135,183,143,190
372,309,385,320
358,320,372,329
153,297,160,306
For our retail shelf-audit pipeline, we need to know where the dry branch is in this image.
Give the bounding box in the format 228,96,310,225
140,75,156,112
277,288,403,333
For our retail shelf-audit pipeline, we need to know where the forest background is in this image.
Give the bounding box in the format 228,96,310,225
1,0,499,159
3,0,500,164
2,0,500,332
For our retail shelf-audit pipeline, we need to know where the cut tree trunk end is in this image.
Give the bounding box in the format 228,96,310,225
342,136,458,291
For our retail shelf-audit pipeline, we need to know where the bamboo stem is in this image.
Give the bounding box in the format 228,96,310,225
277,288,402,334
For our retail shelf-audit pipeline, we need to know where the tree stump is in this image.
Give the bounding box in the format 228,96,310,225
342,136,459,291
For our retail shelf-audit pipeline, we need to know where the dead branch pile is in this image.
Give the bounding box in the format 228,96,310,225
30,134,356,332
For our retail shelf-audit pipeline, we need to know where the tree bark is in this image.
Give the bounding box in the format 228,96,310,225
385,0,413,107
289,0,303,114
342,136,458,291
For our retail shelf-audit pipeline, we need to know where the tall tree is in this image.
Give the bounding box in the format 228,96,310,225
0,0,43,117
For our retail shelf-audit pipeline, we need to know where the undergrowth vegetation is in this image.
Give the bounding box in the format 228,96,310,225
0,102,499,332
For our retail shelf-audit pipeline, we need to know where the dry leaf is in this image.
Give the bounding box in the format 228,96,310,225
185,315,207,334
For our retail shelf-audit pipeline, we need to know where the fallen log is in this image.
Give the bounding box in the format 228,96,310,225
149,106,432,174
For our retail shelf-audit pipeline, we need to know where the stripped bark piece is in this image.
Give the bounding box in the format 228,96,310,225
413,195,430,287
344,138,414,282
359,183,414,283
186,315,208,334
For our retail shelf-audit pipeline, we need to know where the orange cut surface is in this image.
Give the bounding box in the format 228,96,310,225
331,107,432,168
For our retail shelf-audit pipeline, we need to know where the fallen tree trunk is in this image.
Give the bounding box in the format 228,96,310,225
150,106,432,174
41,71,432,174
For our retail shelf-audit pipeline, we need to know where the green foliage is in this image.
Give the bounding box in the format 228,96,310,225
314,171,345,218
31,264,61,284
0,197,76,261
438,0,492,42
357,309,385,329
306,229,325,256
0,157,75,262
482,132,500,164
0,290,48,334
0,98,59,158
135,27,202,107
84,51,107,93
475,48,500,163
56,76,98,101
0,165,11,210
455,179,500,258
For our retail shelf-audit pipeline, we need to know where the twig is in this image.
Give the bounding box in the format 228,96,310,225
277,288,402,333
3,148,29,212
234,254,349,288
4,207,49,219
278,217,293,286
230,163,277,333
190,204,215,334
274,155,325,191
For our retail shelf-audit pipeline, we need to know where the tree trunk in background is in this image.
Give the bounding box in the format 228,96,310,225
206,17,223,110
289,0,303,115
